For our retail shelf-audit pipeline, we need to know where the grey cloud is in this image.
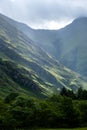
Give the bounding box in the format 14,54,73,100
0,0,87,28
26,0,87,21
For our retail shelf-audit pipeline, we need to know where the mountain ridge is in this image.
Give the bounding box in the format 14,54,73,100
0,13,87,98
15,16,87,77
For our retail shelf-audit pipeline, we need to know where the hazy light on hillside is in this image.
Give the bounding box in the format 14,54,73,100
29,20,73,30
45,20,73,30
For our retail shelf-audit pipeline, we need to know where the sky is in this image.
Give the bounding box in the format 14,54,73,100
0,0,87,29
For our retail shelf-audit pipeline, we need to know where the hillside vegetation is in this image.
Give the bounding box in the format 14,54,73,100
0,13,87,129
0,14,87,98
0,88,87,129
17,16,87,76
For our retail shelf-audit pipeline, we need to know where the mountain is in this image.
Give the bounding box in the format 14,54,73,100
56,17,87,76
16,16,87,77
0,14,87,98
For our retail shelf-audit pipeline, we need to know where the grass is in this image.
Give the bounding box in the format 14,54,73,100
38,128,87,130
15,128,87,130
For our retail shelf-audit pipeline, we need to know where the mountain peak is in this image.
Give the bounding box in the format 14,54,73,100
0,13,87,98
72,16,87,24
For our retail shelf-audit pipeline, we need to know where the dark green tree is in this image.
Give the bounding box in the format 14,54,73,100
77,87,87,100
4,92,19,103
60,97,80,127
60,87,68,96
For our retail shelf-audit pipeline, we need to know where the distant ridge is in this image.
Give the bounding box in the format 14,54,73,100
17,15,87,77
0,13,87,98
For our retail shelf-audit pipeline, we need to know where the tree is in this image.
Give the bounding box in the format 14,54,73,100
60,87,76,99
60,87,68,96
60,97,80,127
77,87,87,100
4,92,19,103
78,101,87,125
77,87,83,99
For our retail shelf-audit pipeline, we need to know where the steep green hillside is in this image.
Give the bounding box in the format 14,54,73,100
0,14,87,98
57,17,87,76
16,16,87,77
0,58,47,98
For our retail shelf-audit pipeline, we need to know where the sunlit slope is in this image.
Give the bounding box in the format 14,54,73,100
16,16,87,76
0,14,87,98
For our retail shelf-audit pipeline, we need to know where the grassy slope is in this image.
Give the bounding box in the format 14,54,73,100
57,18,87,76
38,128,87,130
0,14,87,98
18,17,87,76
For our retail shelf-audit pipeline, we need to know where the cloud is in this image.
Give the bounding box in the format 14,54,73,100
0,0,87,29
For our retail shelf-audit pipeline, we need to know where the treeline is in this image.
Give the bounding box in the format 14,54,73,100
60,87,87,100
0,88,87,129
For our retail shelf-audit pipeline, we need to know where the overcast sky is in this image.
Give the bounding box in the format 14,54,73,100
0,0,87,29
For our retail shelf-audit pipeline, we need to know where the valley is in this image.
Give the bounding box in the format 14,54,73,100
0,14,87,98
0,13,87,129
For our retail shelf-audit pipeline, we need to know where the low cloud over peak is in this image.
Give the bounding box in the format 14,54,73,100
0,0,87,29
